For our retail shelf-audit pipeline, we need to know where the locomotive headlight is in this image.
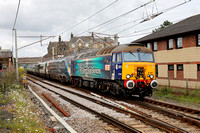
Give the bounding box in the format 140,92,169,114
126,80,135,89
126,74,131,79
150,74,154,79
150,80,158,89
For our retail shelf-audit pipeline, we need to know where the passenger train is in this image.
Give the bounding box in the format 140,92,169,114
27,43,158,97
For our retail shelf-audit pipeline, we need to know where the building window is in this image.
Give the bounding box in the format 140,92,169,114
116,53,122,62
85,43,89,47
198,64,200,71
176,37,183,48
168,39,173,49
155,65,158,77
168,65,174,70
146,43,151,49
197,34,200,46
79,43,82,47
177,64,183,71
60,48,62,52
72,44,75,48
94,44,97,48
153,42,157,51
63,48,66,52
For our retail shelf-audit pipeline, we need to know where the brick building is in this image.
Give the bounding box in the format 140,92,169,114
0,47,13,72
44,34,114,60
134,14,200,89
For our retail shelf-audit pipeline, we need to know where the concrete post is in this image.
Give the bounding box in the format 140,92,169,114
14,29,19,82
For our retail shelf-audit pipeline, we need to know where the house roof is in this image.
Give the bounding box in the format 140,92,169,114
134,14,200,43
69,36,114,44
0,50,12,58
70,36,93,44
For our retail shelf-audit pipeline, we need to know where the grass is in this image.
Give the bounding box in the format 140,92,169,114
0,69,50,133
0,89,48,133
153,85,200,107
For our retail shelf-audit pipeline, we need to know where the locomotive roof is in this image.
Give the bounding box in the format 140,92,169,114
111,43,152,53
74,43,152,59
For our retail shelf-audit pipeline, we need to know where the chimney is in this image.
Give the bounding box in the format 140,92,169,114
58,36,61,43
71,32,74,39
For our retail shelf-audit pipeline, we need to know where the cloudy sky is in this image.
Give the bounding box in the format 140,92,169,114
0,0,199,57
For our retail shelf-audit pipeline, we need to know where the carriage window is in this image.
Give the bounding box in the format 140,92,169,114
116,53,121,62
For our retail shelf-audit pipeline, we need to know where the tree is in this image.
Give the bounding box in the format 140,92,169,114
153,20,173,32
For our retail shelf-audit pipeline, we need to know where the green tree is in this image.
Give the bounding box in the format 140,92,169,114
153,20,173,32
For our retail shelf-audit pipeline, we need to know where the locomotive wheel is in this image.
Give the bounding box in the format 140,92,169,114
110,83,119,95
78,79,83,88
101,85,109,93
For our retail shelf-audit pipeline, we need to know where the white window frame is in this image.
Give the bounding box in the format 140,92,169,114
72,43,75,48
168,39,173,49
177,37,183,48
147,43,151,49
197,34,200,46
153,42,157,51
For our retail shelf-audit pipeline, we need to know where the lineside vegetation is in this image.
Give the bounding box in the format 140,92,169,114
0,69,49,133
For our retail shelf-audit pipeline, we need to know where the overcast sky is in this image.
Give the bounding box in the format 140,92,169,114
0,0,199,57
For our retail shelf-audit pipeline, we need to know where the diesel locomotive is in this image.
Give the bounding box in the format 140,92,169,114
27,43,158,97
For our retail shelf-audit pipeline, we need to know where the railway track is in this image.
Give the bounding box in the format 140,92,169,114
143,98,200,115
27,75,200,132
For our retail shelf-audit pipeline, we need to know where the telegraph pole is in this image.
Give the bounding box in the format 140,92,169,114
14,29,19,82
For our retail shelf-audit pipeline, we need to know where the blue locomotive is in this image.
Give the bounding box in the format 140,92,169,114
27,43,158,97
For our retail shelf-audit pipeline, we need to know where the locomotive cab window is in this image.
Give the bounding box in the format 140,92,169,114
116,53,122,62
140,53,153,62
124,52,139,62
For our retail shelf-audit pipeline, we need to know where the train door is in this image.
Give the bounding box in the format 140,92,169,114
111,53,122,80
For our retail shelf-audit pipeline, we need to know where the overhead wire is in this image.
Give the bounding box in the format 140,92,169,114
18,37,52,50
58,0,119,36
120,18,185,38
115,0,191,35
78,0,155,35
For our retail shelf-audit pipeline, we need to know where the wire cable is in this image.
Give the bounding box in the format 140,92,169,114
18,37,51,50
78,0,155,35
58,0,119,36
115,0,191,35
13,0,21,29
